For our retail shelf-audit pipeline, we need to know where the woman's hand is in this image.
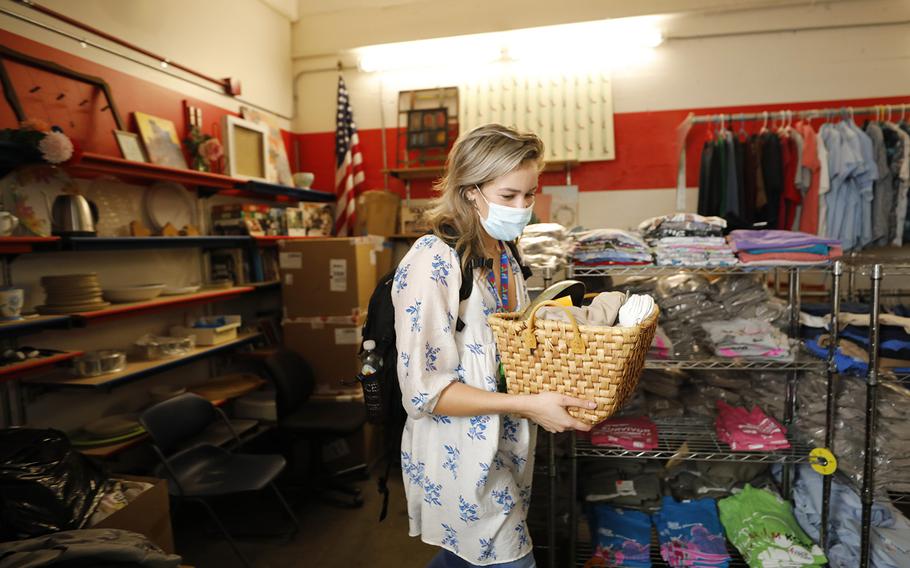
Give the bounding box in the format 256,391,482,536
518,392,596,433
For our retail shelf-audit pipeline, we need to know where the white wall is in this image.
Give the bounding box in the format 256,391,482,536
0,0,294,123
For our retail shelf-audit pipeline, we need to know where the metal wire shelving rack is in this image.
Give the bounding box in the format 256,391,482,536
561,262,842,568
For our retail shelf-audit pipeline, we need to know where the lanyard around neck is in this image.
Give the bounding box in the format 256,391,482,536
486,242,510,312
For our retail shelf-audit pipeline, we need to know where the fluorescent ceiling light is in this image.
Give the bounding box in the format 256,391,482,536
355,16,663,73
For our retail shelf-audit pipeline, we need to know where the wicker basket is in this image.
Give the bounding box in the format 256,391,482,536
488,300,659,425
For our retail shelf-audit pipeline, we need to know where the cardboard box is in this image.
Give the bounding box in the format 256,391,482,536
278,237,389,319
355,190,400,237
282,314,364,395
399,203,430,235
93,475,174,554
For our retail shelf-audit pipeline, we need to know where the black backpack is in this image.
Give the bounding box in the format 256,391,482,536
358,229,531,521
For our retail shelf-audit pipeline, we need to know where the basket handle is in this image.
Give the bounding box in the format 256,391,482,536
523,300,586,354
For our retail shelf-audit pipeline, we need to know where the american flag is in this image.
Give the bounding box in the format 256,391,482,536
334,75,364,236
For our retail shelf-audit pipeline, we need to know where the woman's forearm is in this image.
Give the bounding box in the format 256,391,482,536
432,381,528,417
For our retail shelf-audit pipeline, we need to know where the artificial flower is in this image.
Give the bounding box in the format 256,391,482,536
199,137,224,163
37,131,74,164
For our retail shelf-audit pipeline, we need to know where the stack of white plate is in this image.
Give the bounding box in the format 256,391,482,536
38,273,110,314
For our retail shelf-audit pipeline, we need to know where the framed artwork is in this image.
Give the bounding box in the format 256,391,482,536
241,105,293,186
406,108,448,150
222,114,269,182
112,130,148,162
134,112,187,169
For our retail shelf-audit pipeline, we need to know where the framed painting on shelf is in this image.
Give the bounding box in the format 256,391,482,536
222,115,269,182
133,112,187,169
112,130,148,163
241,106,293,186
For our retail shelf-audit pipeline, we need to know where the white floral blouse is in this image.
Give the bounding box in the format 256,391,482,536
392,234,538,566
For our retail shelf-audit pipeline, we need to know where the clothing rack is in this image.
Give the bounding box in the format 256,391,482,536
675,103,910,211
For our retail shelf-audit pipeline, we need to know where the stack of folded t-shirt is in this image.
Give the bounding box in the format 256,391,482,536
701,318,792,361
652,496,731,567
715,401,790,451
639,214,737,267
718,484,827,567
589,505,653,567
572,229,653,266
592,416,659,451
518,223,574,270
727,229,842,265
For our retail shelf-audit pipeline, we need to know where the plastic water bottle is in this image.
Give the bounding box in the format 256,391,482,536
359,340,383,422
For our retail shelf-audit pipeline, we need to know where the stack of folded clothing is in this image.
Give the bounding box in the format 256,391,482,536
664,461,771,502
639,213,727,239
652,237,739,267
518,223,574,270
701,318,792,360
789,464,910,568
639,214,737,267
583,466,663,511
536,292,657,327
589,505,653,567
715,401,790,451
727,230,842,265
653,497,731,567
591,417,659,450
718,484,827,567
572,229,653,266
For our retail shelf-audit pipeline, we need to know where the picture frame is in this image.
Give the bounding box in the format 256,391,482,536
222,114,269,182
112,129,148,163
405,107,448,150
240,106,293,186
133,112,188,169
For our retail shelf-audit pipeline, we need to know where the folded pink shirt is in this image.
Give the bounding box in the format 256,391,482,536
591,417,659,450
715,401,790,451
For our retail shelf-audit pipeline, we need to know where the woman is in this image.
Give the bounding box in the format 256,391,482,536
392,123,596,567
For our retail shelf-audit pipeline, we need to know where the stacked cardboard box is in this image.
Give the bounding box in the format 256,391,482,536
279,236,392,395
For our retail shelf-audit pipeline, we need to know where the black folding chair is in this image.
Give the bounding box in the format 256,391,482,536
140,393,300,567
263,348,367,508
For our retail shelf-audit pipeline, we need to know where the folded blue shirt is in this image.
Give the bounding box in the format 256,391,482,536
589,505,652,568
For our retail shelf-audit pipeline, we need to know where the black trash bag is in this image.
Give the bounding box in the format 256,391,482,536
0,428,108,537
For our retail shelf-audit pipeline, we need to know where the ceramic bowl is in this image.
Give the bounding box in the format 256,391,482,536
103,284,166,303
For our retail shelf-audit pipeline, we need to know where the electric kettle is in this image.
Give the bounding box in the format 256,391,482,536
51,194,98,236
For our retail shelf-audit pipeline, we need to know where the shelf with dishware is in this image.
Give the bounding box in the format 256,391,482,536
64,152,335,203
53,286,255,325
27,331,262,389
0,314,73,337
0,349,84,381
0,236,61,255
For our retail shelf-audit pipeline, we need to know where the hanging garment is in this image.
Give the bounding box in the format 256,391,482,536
740,135,758,225
778,133,801,230
796,122,822,235
697,140,715,217
865,122,892,247
751,135,768,217
888,123,910,246
789,127,807,231
724,133,741,221
844,119,879,248
816,128,831,237
758,132,784,228
881,124,905,244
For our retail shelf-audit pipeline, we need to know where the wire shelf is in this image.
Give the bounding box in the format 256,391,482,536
574,418,813,464
644,355,824,372
569,264,830,278
888,491,910,505
576,538,749,568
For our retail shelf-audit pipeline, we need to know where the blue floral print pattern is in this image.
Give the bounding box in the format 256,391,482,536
430,254,453,287
442,523,459,553
459,496,480,524
394,263,411,294
492,486,516,515
406,300,422,332
424,342,440,372
478,538,496,562
443,444,460,480
501,415,519,443
467,415,490,440
391,232,535,564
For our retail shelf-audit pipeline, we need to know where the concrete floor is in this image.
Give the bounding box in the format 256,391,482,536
173,473,439,568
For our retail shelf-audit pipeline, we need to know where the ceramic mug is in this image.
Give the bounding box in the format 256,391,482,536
0,211,19,236
292,172,315,189
0,287,24,319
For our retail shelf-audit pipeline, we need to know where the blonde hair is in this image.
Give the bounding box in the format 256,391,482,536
424,123,544,272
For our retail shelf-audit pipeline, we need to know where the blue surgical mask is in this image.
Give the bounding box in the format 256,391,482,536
475,185,533,241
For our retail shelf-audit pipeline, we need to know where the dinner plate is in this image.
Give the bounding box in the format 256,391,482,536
144,182,194,232
0,165,76,237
